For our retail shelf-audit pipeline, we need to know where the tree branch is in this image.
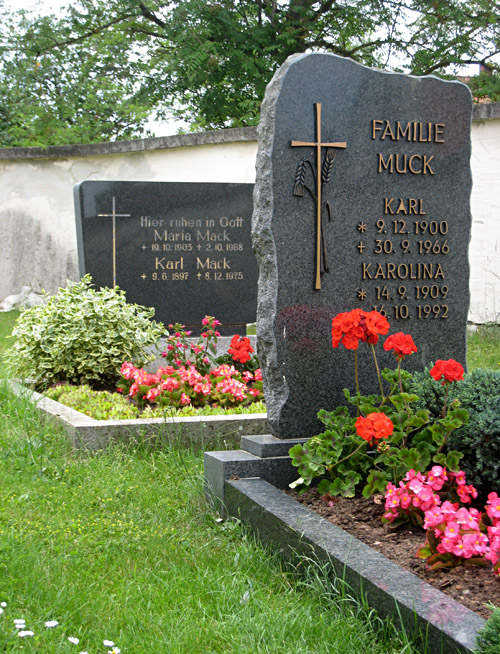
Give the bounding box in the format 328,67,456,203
136,1,166,28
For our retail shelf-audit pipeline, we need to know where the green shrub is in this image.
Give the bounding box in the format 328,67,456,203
6,275,164,388
409,367,500,496
475,604,500,654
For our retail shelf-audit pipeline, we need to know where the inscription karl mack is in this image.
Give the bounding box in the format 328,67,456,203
253,52,472,439
74,181,257,333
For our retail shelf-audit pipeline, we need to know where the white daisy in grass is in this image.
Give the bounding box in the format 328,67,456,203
45,620,59,628
14,619,26,629
103,640,115,647
68,636,80,645
108,648,120,654
18,630,34,637
0,602,6,607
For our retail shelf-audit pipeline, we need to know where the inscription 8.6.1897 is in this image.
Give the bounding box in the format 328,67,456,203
74,181,257,334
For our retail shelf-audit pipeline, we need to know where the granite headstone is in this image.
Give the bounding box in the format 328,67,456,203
74,181,257,334
252,53,472,439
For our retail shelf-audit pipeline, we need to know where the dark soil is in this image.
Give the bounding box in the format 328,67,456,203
286,488,498,620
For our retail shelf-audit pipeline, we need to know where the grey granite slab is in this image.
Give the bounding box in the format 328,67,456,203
252,53,472,438
225,477,485,654
74,181,257,334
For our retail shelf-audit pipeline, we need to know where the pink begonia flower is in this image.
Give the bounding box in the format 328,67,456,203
146,387,160,402
424,508,444,530
248,388,261,397
194,381,212,395
437,537,455,553
399,492,411,510
411,495,421,509
180,393,191,405
242,371,254,382
444,522,460,539
120,361,137,380
385,483,397,497
454,507,471,524
161,377,180,392
403,469,425,483
430,465,447,479
487,492,500,519
203,357,210,364
383,511,397,521
407,478,424,494
452,540,470,558
463,532,489,556
440,501,459,515
488,525,500,539
452,470,467,486
388,496,400,508
128,381,140,397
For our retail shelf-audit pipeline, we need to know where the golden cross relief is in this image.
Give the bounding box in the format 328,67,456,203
292,103,347,290
97,196,131,289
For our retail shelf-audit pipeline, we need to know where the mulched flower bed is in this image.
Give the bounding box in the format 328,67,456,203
287,488,499,620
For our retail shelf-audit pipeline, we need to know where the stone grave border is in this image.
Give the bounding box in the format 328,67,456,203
9,382,268,451
205,435,486,654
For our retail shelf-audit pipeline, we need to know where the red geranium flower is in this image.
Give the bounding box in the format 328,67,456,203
331,309,389,350
355,412,394,442
228,334,254,364
383,332,418,359
429,359,465,385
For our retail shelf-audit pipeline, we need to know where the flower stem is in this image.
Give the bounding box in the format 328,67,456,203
371,344,385,400
442,383,450,418
354,350,360,414
397,358,403,394
332,440,366,469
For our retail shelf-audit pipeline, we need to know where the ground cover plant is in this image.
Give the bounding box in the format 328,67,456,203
0,314,418,654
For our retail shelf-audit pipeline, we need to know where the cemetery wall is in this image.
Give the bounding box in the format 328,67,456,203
0,109,499,323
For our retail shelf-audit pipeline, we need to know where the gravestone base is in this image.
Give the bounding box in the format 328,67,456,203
204,438,485,654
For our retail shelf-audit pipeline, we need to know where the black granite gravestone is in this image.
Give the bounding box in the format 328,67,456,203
74,181,257,334
253,53,472,439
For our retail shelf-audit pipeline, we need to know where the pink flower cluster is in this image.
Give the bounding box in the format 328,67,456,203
118,361,262,409
383,467,477,526
383,468,500,574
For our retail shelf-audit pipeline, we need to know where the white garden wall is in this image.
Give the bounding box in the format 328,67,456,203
0,107,499,323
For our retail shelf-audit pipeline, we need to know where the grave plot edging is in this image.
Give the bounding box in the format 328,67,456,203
9,382,268,450
223,476,486,654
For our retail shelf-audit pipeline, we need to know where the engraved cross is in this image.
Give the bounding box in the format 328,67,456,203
97,196,131,288
291,103,346,290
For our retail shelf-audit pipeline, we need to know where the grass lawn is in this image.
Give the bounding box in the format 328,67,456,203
0,311,417,653
1,309,498,653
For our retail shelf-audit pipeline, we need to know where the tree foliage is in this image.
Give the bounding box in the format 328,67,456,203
1,0,500,146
